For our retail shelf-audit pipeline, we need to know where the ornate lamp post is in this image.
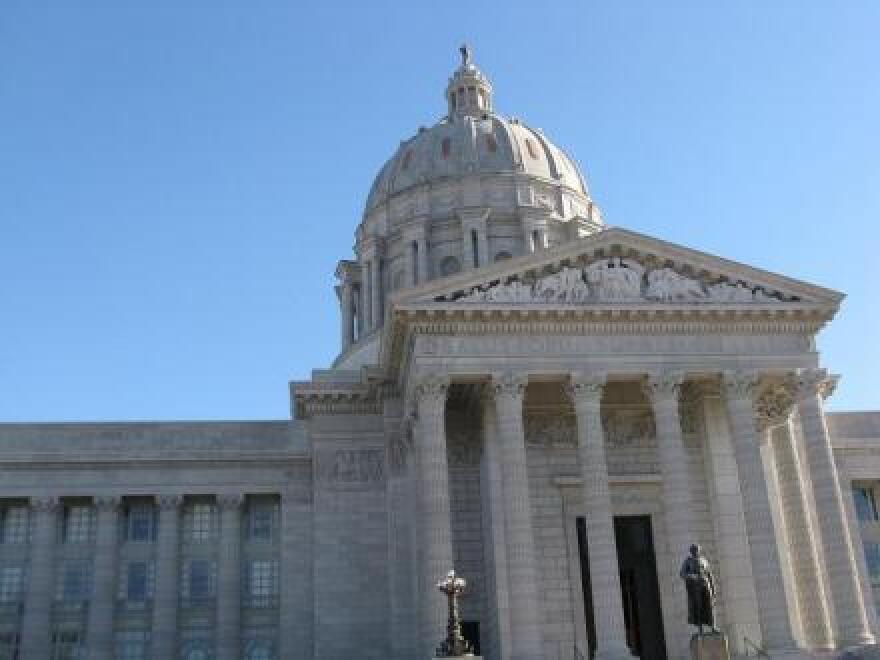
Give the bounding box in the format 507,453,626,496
436,569,472,657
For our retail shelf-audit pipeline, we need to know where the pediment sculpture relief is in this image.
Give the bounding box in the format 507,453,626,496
454,257,790,304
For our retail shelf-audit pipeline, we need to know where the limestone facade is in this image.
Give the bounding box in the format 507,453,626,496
1,49,879,660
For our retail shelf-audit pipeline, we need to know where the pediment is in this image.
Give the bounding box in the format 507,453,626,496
393,228,842,311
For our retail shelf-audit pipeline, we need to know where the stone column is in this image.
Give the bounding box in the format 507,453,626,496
795,368,875,646
20,495,58,659
480,388,511,659
721,371,795,650
339,281,353,351
217,494,243,660
151,495,182,659
370,257,382,329
87,496,121,660
567,373,630,659
644,371,693,655
417,237,430,284
413,373,454,655
491,372,543,658
754,381,834,650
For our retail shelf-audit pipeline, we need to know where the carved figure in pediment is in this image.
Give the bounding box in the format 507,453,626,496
532,266,590,303
483,279,531,302
585,258,645,301
707,281,756,303
645,267,706,302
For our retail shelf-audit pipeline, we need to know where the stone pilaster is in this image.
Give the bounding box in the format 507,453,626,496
491,372,543,659
644,371,692,657
87,496,121,660
755,382,833,650
217,493,244,660
151,495,182,659
20,495,59,659
279,485,314,659
566,373,630,660
413,372,454,655
480,388,511,660
721,371,795,650
795,368,875,646
458,207,490,269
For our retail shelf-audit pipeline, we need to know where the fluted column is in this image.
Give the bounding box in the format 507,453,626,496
567,373,630,659
87,496,121,660
20,495,58,658
721,371,795,650
492,372,543,658
217,494,243,660
413,373,454,655
644,371,693,654
795,368,875,646
151,495,182,659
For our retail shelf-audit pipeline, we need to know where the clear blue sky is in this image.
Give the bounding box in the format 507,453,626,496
1,1,878,421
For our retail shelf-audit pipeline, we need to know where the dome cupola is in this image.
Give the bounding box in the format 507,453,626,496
446,44,493,118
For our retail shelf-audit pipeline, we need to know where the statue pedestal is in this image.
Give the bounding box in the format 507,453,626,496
690,633,730,660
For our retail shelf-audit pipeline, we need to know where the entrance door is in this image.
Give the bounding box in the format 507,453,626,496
576,515,667,659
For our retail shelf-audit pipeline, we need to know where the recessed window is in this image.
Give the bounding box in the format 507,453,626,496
125,502,156,542
56,560,91,604
182,559,216,603
247,498,279,542
120,561,155,603
441,137,452,159
0,506,28,544
0,566,24,603
62,505,93,544
51,631,85,658
248,559,279,608
854,485,880,522
864,542,880,586
0,633,19,659
525,138,539,160
184,501,217,543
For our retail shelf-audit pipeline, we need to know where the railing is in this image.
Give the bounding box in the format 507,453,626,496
743,636,769,658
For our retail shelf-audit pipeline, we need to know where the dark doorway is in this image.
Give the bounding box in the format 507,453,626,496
576,515,667,660
461,621,480,655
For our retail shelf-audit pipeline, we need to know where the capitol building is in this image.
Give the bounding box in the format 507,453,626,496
3,48,880,660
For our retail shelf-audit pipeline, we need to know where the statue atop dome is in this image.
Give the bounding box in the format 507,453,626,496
459,43,472,69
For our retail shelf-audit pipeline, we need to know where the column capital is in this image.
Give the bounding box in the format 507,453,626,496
754,382,796,432
643,370,685,405
412,372,450,406
217,493,245,510
794,368,839,401
565,371,607,406
30,495,59,513
721,369,761,401
491,371,528,403
156,494,183,511
93,495,121,512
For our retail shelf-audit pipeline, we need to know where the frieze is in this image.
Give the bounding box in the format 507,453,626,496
525,413,576,448
315,448,384,487
524,408,656,447
451,257,790,305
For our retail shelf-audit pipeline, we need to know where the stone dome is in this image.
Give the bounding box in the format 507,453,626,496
365,48,589,215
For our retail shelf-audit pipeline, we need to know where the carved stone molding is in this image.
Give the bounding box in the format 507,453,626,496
794,368,839,401
217,493,244,510
492,371,528,402
30,495,60,513
156,494,184,510
566,371,607,406
721,370,760,401
315,448,385,487
412,372,450,405
754,382,796,432
602,409,656,446
93,495,121,512
525,413,577,447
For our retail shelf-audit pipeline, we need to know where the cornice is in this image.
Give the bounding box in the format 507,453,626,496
290,380,381,419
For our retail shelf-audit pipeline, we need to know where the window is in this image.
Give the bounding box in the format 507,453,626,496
115,631,150,660
119,562,155,604
181,560,216,603
56,561,91,605
854,485,879,522
125,503,156,542
248,560,278,608
864,542,880,587
0,566,24,603
51,631,85,659
439,256,460,277
247,500,278,543
0,633,19,659
401,150,412,170
184,501,216,542
441,137,451,159
62,505,92,544
0,505,28,544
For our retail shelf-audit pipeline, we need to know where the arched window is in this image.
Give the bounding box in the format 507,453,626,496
439,256,461,276
471,230,479,268
441,137,452,159
494,251,512,262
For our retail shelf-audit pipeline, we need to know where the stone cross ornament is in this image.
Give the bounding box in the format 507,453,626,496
436,569,473,657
